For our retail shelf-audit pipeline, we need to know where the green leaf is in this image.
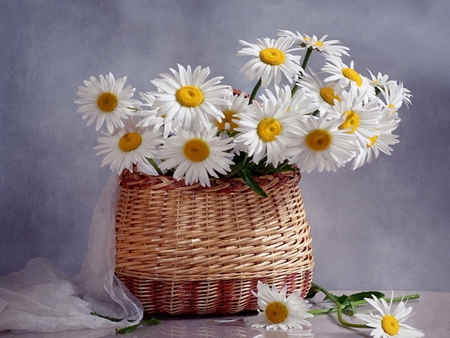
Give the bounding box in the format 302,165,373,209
116,323,141,334
116,318,161,334
346,291,385,304
335,294,350,305
329,291,385,307
336,291,385,316
224,152,248,178
239,169,267,198
305,284,321,299
225,159,247,177
342,304,357,316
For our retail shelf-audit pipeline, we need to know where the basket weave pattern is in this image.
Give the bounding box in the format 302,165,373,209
115,169,314,314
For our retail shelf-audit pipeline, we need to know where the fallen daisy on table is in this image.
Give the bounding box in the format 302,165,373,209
245,281,313,331
354,292,424,338
246,282,425,337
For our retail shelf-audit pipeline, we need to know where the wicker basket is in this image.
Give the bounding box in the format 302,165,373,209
115,168,314,314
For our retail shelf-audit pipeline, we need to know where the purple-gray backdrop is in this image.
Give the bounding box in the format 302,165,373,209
1,0,449,292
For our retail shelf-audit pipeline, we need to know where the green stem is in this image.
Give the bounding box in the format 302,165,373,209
310,283,369,329
147,158,163,176
291,47,314,96
301,46,314,71
249,78,262,104
308,307,336,315
389,294,420,302
308,293,420,315
308,283,421,328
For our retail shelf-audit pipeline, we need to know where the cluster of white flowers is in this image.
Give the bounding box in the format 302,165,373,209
75,29,411,190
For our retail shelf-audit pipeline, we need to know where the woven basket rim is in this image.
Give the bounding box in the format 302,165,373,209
119,166,301,193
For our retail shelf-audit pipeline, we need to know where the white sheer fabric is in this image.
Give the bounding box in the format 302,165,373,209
0,172,147,333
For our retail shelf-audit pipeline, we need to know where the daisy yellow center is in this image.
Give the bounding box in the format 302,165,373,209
176,86,204,107
381,315,400,336
367,135,378,148
118,132,142,152
216,110,240,131
259,48,286,66
183,138,210,162
339,110,360,133
305,129,332,151
388,103,397,114
342,68,363,87
97,92,118,112
304,37,323,47
257,118,282,142
320,87,341,105
265,301,289,324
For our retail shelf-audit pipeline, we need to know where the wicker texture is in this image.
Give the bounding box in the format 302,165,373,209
115,169,314,314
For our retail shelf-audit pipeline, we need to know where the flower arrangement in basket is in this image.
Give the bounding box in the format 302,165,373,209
75,30,411,196
75,30,423,337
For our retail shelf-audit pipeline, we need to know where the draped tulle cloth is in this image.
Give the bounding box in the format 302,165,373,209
0,173,146,333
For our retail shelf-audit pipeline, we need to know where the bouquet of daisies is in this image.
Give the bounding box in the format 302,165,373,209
75,29,411,197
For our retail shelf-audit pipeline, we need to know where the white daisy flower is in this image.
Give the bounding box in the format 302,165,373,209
215,92,252,132
237,36,303,87
263,85,320,122
150,64,232,132
367,70,394,89
157,127,235,187
354,292,424,338
325,87,382,147
75,73,141,133
380,81,412,113
136,91,174,138
215,92,255,155
288,114,358,173
322,56,375,100
278,29,350,57
351,109,400,170
234,91,300,167
94,116,163,174
245,281,313,331
298,69,343,116
135,92,162,129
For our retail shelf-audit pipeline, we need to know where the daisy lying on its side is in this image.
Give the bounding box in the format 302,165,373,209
245,281,424,338
354,292,425,338
244,281,313,330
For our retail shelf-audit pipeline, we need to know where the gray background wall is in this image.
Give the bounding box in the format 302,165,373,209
1,0,449,292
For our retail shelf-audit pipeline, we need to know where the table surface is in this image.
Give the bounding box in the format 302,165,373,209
0,291,448,338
